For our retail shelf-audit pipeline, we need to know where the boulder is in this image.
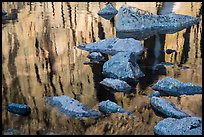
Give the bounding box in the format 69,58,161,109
45,96,101,118
116,5,199,40
154,117,202,135
150,96,190,118
99,100,132,115
87,52,105,62
148,91,160,98
98,3,118,20
152,77,202,96
78,37,144,56
7,103,31,116
103,52,145,83
100,78,133,93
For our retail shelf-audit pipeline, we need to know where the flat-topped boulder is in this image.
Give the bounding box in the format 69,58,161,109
77,37,144,56
98,3,118,20
116,5,199,40
154,117,202,135
152,77,202,96
45,96,101,118
103,52,145,83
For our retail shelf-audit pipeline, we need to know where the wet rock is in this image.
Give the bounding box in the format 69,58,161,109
116,5,199,40
154,117,202,135
2,10,7,16
103,52,145,83
100,78,133,93
78,37,144,56
45,96,101,118
152,77,202,96
150,96,190,118
98,3,118,20
7,103,31,116
165,49,177,54
87,52,105,62
148,91,160,98
99,100,132,115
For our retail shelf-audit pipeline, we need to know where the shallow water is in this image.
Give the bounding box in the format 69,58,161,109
2,2,202,135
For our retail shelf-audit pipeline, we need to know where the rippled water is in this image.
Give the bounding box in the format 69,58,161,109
2,2,202,135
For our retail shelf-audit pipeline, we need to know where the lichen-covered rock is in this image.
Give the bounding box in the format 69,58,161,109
103,52,145,83
98,3,118,20
152,77,202,96
45,96,101,118
148,91,160,98
87,52,105,62
150,96,190,118
7,103,31,116
99,100,132,115
100,78,133,93
78,37,144,56
116,5,199,40
154,117,202,135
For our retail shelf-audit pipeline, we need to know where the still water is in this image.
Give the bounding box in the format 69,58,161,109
2,2,202,135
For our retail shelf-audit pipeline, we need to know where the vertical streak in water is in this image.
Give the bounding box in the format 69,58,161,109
98,22,105,40
51,2,55,17
61,2,65,28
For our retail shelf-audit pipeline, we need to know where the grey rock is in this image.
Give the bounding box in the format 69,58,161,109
116,5,199,40
148,91,160,98
100,78,133,93
154,117,202,135
7,103,31,116
45,96,101,118
103,52,145,83
87,52,105,61
98,3,118,20
78,37,144,56
99,100,132,115
150,96,190,118
152,77,202,96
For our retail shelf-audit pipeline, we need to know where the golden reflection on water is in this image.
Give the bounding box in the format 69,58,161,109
2,2,202,135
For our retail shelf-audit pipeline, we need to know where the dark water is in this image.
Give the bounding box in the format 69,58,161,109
2,2,202,135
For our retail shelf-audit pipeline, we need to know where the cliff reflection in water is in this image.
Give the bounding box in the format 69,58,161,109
2,2,202,135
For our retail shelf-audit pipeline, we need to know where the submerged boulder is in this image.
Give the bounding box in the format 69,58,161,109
152,77,202,96
116,5,199,40
7,103,31,116
154,117,202,135
100,78,133,93
98,3,118,20
45,96,101,118
99,100,132,115
150,96,190,118
78,37,144,56
103,52,145,83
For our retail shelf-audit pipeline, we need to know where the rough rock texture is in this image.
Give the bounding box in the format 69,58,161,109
116,5,199,40
103,52,145,83
99,100,132,115
154,117,202,135
150,97,190,118
98,3,118,20
100,78,133,93
152,77,202,96
7,103,31,116
78,37,144,56
45,96,101,118
148,91,160,98
87,52,105,61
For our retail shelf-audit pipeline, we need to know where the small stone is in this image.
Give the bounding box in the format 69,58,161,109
7,103,31,116
98,3,118,20
166,49,177,54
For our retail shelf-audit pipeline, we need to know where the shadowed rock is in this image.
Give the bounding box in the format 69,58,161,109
45,96,101,118
103,52,145,84
148,91,160,98
100,78,133,93
77,37,144,56
154,117,202,135
7,103,31,116
150,96,190,118
98,3,118,20
116,5,199,40
152,77,202,96
87,52,105,62
166,49,177,54
99,100,132,115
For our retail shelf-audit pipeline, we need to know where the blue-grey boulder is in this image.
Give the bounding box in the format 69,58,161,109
100,78,133,93
98,3,118,20
150,96,190,118
87,52,105,62
45,96,101,118
152,77,202,96
148,91,160,98
99,100,132,115
116,5,199,40
7,103,31,116
154,117,202,135
103,52,145,83
78,37,144,56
